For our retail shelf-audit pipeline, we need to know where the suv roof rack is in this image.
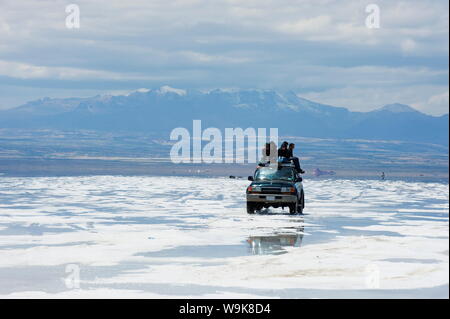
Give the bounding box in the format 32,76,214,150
278,162,295,167
257,162,295,169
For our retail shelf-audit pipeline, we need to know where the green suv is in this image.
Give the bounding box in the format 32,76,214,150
246,164,305,214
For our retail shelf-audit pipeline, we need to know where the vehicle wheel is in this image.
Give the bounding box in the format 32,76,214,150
247,202,256,214
301,191,305,208
289,201,298,214
297,202,303,214
298,191,305,214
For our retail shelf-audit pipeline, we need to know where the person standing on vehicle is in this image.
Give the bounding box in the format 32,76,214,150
287,143,305,174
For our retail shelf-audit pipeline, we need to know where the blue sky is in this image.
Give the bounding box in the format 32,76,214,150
0,0,448,115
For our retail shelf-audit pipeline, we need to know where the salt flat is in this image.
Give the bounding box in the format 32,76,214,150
0,176,448,298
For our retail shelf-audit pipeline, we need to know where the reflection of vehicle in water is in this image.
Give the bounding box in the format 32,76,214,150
247,229,304,255
246,164,305,214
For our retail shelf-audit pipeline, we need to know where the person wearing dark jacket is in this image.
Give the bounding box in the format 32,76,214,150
278,141,289,158
287,143,305,174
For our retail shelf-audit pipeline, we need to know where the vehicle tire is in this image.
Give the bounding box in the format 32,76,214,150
298,191,305,214
301,190,305,209
247,202,256,214
289,201,298,215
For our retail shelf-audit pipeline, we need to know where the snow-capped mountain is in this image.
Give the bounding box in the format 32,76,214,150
377,103,419,113
0,87,448,144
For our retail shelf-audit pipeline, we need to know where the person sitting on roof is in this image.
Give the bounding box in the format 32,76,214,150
287,143,305,174
278,141,290,159
276,141,293,170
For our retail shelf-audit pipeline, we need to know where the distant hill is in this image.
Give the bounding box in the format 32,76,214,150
0,86,448,145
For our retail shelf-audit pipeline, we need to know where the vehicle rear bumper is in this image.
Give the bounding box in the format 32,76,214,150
247,194,297,203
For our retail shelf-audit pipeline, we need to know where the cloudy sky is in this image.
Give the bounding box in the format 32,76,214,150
0,0,448,115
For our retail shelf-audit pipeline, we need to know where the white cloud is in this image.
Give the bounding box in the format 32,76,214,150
277,15,332,34
288,65,448,89
0,21,11,34
0,0,447,114
428,91,449,106
135,88,151,93
0,60,170,81
413,91,449,115
401,38,417,54
302,85,449,116
272,0,449,51
180,51,251,64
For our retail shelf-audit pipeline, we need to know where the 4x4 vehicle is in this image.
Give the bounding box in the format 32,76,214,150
246,164,305,214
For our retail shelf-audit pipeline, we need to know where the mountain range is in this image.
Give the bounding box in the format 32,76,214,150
0,86,448,145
